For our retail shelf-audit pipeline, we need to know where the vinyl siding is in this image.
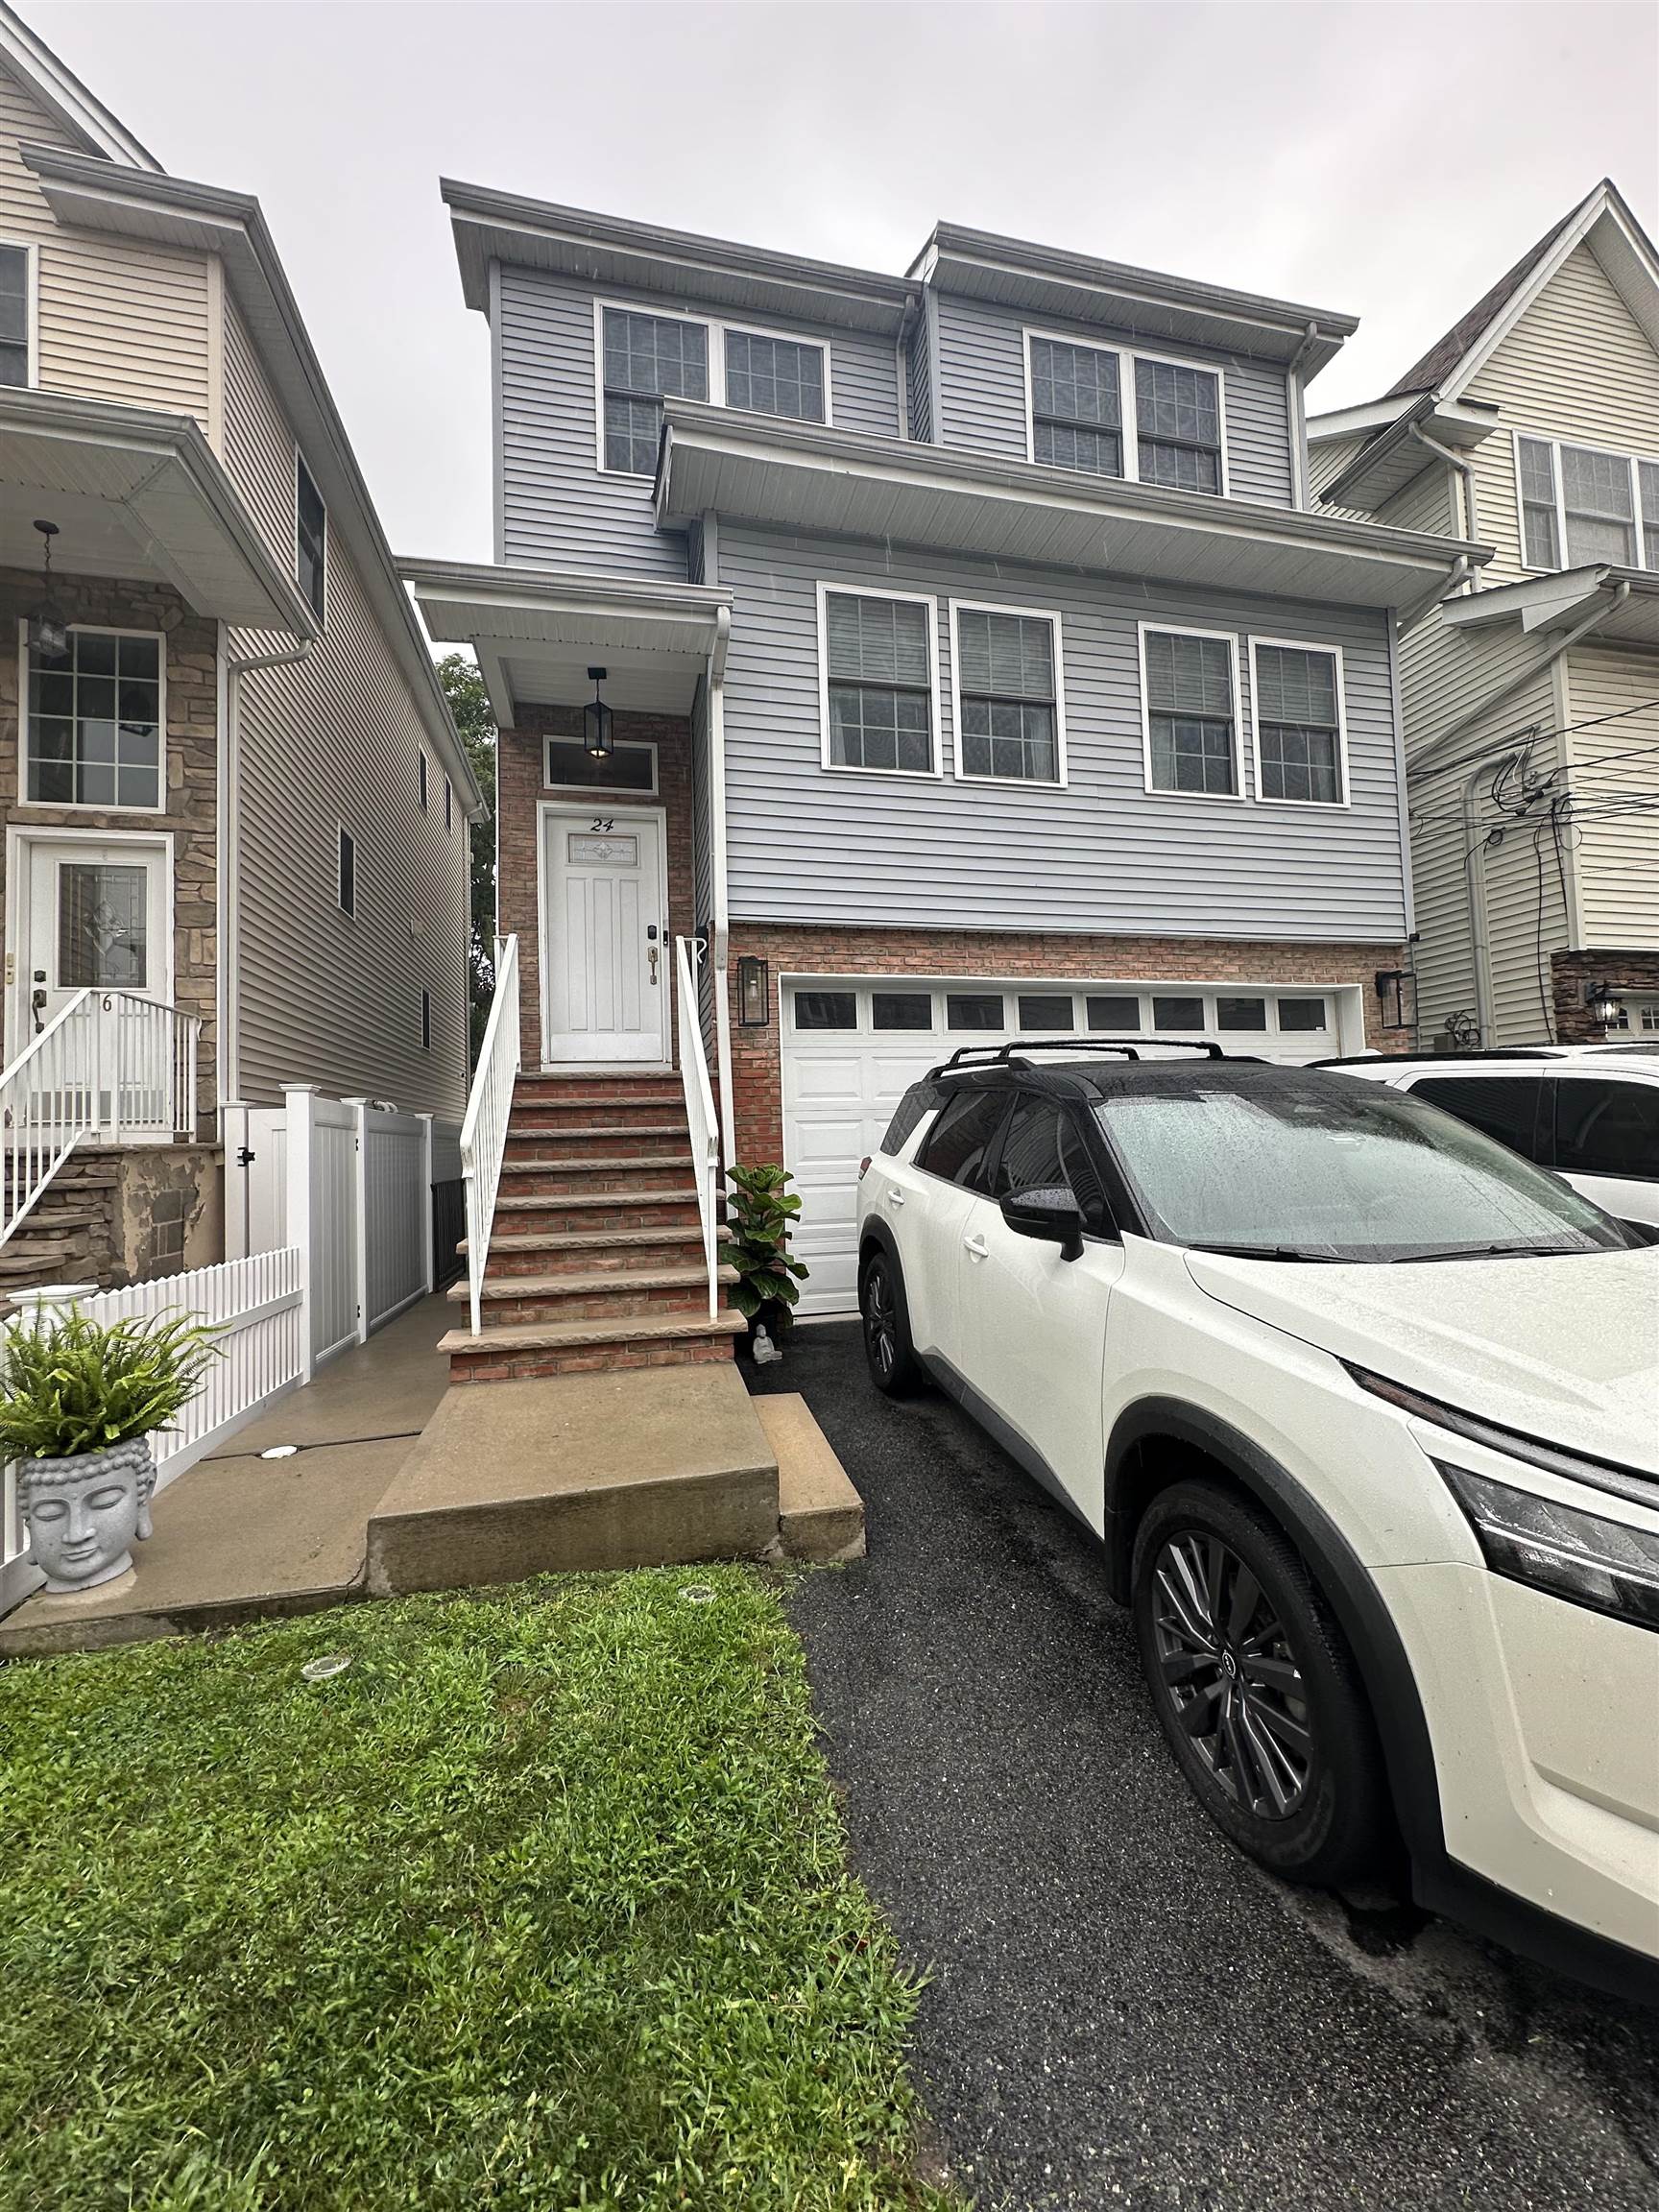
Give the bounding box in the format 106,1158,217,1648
1464,240,1659,587
932,292,1295,506
1563,644,1659,950
220,299,469,1118
1308,430,1364,510
906,297,933,442
0,63,213,426
1377,460,1455,538
719,523,1405,941
496,267,901,578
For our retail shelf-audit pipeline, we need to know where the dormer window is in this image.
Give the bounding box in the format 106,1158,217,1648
724,329,826,423
1028,336,1122,475
1517,435,1659,571
0,242,32,387
1135,357,1223,494
600,307,709,474
1025,331,1226,495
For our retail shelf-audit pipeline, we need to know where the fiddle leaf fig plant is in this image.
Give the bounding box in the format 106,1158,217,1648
724,1163,808,1338
0,1306,224,1462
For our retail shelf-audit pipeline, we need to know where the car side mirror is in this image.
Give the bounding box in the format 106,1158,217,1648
1000,1185,1086,1262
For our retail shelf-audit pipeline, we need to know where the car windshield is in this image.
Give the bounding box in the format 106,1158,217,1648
1093,1076,1632,1262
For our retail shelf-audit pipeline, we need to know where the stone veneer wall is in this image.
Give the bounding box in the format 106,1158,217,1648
495,707,696,1067
1551,949,1659,1042
0,567,219,1131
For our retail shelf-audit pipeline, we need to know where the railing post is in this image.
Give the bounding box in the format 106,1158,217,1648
344,1096,371,1345
418,1112,436,1293
282,1083,320,1383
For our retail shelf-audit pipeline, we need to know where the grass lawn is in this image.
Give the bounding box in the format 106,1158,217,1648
0,1568,955,2211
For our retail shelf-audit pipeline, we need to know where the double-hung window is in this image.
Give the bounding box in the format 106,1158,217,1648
27,629,162,808
1135,358,1223,493
724,329,825,422
1251,641,1346,805
821,589,937,775
951,604,1063,783
296,451,326,622
600,306,708,473
1516,435,1659,570
0,242,31,387
1141,627,1238,797
1026,332,1225,494
1028,335,1123,476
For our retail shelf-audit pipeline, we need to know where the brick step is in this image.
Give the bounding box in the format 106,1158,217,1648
464,1222,733,1275
514,1072,684,1106
443,1308,745,1382
451,1263,739,1325
490,1190,705,1235
504,1120,689,1144
504,1137,692,1168
499,1156,693,1197
508,1098,689,1131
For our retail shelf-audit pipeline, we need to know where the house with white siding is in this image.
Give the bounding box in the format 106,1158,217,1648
1310,179,1659,1049
407,183,1484,1355
0,5,481,1291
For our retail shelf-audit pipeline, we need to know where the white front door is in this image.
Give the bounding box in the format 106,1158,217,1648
15,837,169,1045
541,809,667,1064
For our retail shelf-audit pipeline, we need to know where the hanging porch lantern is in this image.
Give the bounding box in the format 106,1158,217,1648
29,519,67,660
584,665,613,759
1586,980,1625,1029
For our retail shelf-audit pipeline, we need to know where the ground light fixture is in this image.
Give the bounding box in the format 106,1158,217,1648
1586,980,1625,1028
583,665,613,759
737,954,769,1027
28,518,67,659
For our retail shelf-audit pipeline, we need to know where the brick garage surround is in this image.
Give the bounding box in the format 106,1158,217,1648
724,924,1409,1164
0,568,219,1131
1552,949,1659,1042
496,705,695,1067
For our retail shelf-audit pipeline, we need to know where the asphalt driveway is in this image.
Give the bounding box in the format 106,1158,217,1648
751,1321,1659,2212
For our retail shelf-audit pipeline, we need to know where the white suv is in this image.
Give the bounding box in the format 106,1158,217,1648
1319,1046,1659,1230
855,1043,1659,2001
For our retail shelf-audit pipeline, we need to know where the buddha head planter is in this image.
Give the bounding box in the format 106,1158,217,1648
19,1437,156,1594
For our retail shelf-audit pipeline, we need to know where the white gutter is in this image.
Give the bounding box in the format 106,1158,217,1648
1398,553,1471,633
1408,420,1477,580
1286,321,1319,510
1409,579,1630,780
708,601,734,1160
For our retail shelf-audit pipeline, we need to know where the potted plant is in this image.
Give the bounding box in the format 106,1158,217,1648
0,1305,223,1595
725,1163,808,1361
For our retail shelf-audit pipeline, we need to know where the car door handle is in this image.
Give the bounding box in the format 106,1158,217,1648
886,1190,905,1208
963,1233,989,1260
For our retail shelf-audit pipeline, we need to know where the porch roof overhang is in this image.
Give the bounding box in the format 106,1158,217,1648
0,388,318,636
1309,391,1502,512
655,404,1490,611
1439,565,1659,648
399,559,733,726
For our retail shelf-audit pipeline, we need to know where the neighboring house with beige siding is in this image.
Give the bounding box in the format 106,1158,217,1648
1310,179,1659,1048
0,6,480,1290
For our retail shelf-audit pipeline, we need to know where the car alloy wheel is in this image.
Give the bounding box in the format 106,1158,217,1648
1149,1529,1312,1822
863,1259,898,1382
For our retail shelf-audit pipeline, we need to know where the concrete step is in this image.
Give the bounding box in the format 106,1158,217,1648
463,1223,732,1275
755,1393,866,1564
443,1308,745,1382
366,1361,779,1595
491,1190,704,1235
449,1262,738,1324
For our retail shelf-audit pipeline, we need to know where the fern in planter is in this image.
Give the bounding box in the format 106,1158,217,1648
725,1163,808,1345
0,1307,223,1462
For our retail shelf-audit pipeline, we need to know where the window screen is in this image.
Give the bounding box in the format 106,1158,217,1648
1518,438,1560,567
602,308,709,473
1135,358,1222,494
1255,646,1342,805
0,243,28,387
1028,337,1122,476
28,630,161,807
297,453,326,621
1408,1075,1545,1163
1143,631,1236,795
725,330,825,422
1641,461,1659,572
825,592,933,772
1561,445,1636,566
917,1088,1009,1190
955,610,1059,781
1551,1078,1659,1181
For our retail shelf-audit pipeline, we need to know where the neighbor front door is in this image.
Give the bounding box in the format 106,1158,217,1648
541,809,667,1063
19,838,169,1038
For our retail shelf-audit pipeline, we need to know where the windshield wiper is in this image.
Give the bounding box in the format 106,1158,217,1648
1184,1242,1344,1263
1383,1241,1594,1263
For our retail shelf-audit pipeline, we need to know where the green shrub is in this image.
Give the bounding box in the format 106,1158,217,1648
0,1306,223,1461
725,1162,807,1335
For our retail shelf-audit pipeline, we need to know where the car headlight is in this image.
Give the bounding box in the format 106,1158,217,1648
1434,1462,1659,1633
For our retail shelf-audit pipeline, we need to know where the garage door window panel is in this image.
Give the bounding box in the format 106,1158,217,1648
948,993,1005,1031
792,990,856,1030
952,605,1063,784
1088,995,1142,1032
873,993,933,1031
1018,994,1073,1030
822,589,938,776
1142,628,1240,798
917,1088,1011,1191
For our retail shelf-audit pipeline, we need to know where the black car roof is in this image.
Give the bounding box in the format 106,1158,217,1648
926,1044,1358,1106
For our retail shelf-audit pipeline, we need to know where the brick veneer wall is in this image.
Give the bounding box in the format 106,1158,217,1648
724,923,1409,1164
496,706,695,1066
1552,949,1659,1042
0,567,219,1131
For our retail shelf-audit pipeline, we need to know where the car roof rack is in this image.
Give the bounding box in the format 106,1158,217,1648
933,1037,1231,1075
1314,1047,1566,1068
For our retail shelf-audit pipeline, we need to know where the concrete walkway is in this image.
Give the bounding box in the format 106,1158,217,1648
0,1296,453,1658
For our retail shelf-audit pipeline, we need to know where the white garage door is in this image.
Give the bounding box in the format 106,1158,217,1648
781,976,1358,1316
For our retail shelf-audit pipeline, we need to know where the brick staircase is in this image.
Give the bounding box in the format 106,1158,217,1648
440,1070,744,1382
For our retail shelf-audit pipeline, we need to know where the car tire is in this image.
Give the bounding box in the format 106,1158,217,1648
859,1245,924,1396
1131,1478,1388,1887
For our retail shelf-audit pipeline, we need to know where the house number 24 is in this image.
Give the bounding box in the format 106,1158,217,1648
589,816,614,831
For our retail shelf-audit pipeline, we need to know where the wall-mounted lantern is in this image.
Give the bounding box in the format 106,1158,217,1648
737,954,769,1028
583,665,613,759
29,519,67,660
1373,968,1417,1034
1586,979,1625,1029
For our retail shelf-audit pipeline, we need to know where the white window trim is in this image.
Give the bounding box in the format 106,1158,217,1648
337,822,358,920
15,618,169,815
294,445,327,625
946,596,1068,788
542,733,660,798
593,297,834,476
1023,326,1230,495
1511,427,1651,574
1246,636,1351,810
816,580,944,781
0,235,38,387
1135,619,1245,804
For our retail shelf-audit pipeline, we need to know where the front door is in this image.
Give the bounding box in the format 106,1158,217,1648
541,809,667,1064
15,838,169,1045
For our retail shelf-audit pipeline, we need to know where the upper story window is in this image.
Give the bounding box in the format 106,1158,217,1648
1026,330,1226,495
951,603,1064,784
419,749,429,812
296,451,326,622
601,307,709,474
1251,641,1347,807
26,629,162,809
1516,434,1659,572
338,826,357,918
1140,626,1239,798
819,586,939,776
724,329,826,423
0,242,32,386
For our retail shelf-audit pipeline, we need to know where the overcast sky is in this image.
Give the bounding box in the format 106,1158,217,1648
27,1,1658,561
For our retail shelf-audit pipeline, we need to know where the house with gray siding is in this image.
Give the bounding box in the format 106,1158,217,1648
409,183,1484,1316
0,6,481,1292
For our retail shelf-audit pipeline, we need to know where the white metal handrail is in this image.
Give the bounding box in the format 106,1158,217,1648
675,935,721,1319
1,990,200,1247
460,932,520,1336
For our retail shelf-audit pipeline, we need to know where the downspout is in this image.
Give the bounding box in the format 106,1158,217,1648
1407,421,1476,580
1286,321,1319,509
708,603,735,1162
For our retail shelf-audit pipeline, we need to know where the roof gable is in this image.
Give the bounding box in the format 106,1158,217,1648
0,3,158,169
